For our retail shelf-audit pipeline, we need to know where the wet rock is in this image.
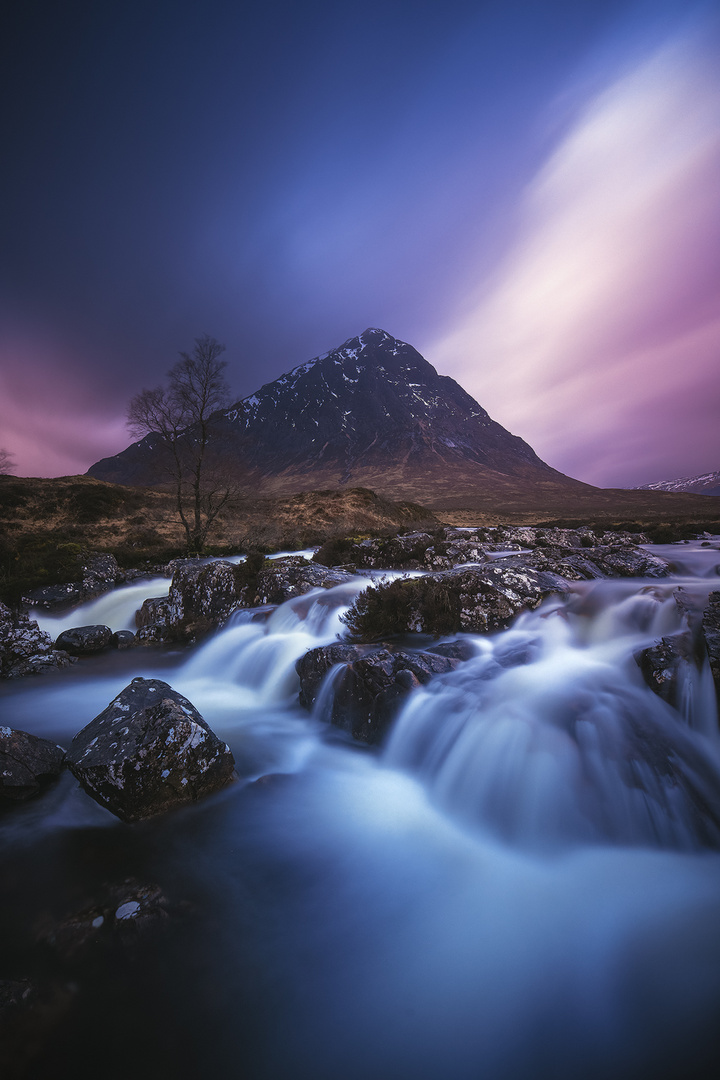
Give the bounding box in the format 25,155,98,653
35,878,177,959
297,643,466,744
55,624,113,655
635,590,720,714
81,552,123,598
296,643,377,710
499,544,669,580
253,557,353,604
314,531,490,571
497,547,605,581
110,629,136,649
0,728,66,802
589,546,670,578
635,633,695,709
24,551,122,611
426,639,478,661
66,677,237,822
0,601,76,679
136,560,245,642
313,525,656,573
137,556,354,642
702,591,720,699
342,563,572,640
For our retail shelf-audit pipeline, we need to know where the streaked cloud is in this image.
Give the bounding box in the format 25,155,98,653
0,336,128,477
430,28,720,486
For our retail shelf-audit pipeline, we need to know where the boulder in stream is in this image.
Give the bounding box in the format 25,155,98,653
635,589,720,719
703,591,720,697
342,563,573,640
55,624,113,655
66,678,237,822
297,643,468,744
137,556,354,642
23,552,123,611
0,727,66,801
0,601,76,679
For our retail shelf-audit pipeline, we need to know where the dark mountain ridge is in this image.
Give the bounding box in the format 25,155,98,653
88,328,593,507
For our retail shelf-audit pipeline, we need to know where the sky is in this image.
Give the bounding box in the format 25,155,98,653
1,0,719,488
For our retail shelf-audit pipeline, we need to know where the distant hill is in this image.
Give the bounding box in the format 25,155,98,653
634,470,720,497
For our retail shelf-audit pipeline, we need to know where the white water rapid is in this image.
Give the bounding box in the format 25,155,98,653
1,542,720,1080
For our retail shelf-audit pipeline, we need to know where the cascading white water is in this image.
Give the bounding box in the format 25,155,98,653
176,579,373,712
31,576,171,636
383,577,720,852
2,541,720,1079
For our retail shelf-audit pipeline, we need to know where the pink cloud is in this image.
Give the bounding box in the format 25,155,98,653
428,30,720,487
0,335,128,478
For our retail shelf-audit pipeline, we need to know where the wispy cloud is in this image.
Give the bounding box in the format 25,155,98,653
0,336,128,477
430,28,720,486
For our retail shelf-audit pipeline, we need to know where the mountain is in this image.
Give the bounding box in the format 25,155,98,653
634,470,720,497
88,328,594,508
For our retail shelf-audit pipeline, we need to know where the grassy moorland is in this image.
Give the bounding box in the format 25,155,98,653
0,475,436,603
1,473,718,605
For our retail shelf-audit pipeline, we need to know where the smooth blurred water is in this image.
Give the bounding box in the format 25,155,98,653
1,542,720,1079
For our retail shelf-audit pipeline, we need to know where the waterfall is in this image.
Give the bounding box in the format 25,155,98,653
383,582,720,852
31,576,171,636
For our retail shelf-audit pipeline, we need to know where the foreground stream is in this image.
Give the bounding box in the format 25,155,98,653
1,544,720,1078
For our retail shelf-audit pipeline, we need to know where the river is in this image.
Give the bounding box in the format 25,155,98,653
1,542,720,1079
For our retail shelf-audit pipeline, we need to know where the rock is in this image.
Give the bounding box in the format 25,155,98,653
497,547,605,581
253,557,353,604
66,678,237,822
136,561,244,642
0,727,66,802
137,556,354,643
0,601,76,679
498,544,669,581
635,590,720,714
35,878,177,959
297,643,465,744
589,545,670,578
296,643,376,710
342,563,573,640
111,629,136,649
55,624,113,655
702,591,720,699
426,639,478,661
24,551,122,611
635,633,695,709
22,581,86,610
80,552,123,598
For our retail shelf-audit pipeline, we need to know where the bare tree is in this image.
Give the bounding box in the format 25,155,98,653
128,335,232,551
0,447,16,475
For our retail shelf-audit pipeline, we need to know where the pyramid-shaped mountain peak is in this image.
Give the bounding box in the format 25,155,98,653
88,329,589,508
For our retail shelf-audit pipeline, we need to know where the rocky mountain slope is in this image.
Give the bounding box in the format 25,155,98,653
635,470,720,497
88,328,594,507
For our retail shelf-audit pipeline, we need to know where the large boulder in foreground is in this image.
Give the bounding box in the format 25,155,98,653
66,678,236,822
342,564,573,640
0,601,76,679
0,727,66,801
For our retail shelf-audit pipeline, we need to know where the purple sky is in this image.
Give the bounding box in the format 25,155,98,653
1,0,719,487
